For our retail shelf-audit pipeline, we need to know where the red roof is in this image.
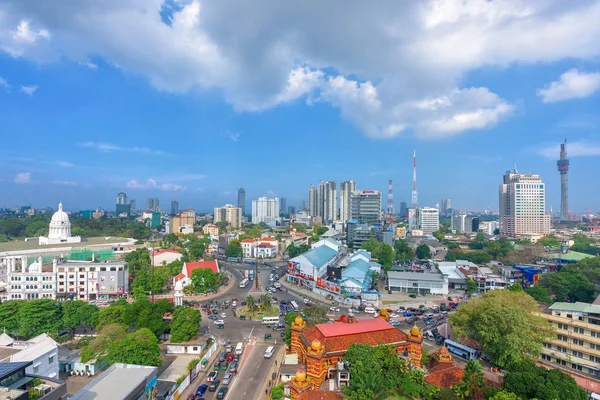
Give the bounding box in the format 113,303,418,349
151,249,181,256
185,260,219,277
316,318,393,337
241,239,256,243
261,237,277,241
297,391,343,400
258,243,274,249
302,319,407,353
174,273,186,282
425,363,464,388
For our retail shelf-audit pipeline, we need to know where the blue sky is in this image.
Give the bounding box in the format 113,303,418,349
0,1,599,213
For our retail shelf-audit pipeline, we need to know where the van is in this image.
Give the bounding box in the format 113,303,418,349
441,311,448,317
424,331,435,340
264,346,275,359
364,307,376,314
235,342,244,355
262,316,280,325
218,351,227,363
424,313,434,318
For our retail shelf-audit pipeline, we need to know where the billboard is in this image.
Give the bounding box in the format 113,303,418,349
316,278,341,294
289,260,314,280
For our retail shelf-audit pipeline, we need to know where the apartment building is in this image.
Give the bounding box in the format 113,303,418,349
213,204,242,228
4,256,57,301
171,209,196,234
540,302,600,377
55,261,129,301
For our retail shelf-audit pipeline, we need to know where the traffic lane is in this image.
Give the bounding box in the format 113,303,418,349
228,342,277,400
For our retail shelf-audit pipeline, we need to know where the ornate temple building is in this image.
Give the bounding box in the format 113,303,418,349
39,202,81,245
287,314,423,398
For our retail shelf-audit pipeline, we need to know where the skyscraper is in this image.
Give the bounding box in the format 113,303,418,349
130,199,136,214
308,185,316,216
340,181,357,222
237,188,246,216
252,197,280,225
399,201,408,219
316,181,325,221
280,198,287,214
499,165,551,237
116,192,130,216
116,192,127,205
324,181,337,223
214,204,242,228
441,198,452,217
171,201,179,216
557,139,570,220
146,197,159,211
419,207,440,235
350,190,382,224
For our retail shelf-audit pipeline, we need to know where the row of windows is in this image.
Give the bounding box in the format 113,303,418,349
10,276,53,281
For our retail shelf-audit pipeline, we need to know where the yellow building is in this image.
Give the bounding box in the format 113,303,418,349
395,226,407,239
539,302,600,377
171,209,196,234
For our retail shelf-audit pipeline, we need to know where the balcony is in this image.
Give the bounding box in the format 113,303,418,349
542,348,600,369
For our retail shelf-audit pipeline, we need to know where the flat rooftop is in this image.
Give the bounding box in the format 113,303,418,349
387,271,445,282
69,363,157,400
0,237,134,254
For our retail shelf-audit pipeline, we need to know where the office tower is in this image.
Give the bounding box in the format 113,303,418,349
467,216,480,233
316,181,325,221
252,197,280,225
288,206,296,215
340,181,357,222
280,198,287,214
116,192,130,216
116,192,127,205
557,139,570,220
399,201,408,219
350,190,382,224
301,200,307,211
237,188,246,216
441,198,452,216
146,197,159,211
214,204,242,228
308,185,316,216
171,201,179,216
129,199,136,214
324,181,337,223
499,165,551,237
451,214,466,233
419,207,440,235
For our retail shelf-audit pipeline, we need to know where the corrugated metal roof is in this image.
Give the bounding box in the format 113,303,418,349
299,246,338,269
549,302,600,314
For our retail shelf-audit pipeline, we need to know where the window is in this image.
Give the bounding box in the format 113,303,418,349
574,327,584,334
557,334,568,341
49,355,54,364
572,351,583,358
573,339,584,346
33,365,39,374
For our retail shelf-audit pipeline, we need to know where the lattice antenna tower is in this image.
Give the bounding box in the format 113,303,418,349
386,179,395,227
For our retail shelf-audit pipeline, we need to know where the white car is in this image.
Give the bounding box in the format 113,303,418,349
303,298,311,304
390,313,400,318
214,319,225,325
220,313,227,318
348,308,358,314
329,307,340,313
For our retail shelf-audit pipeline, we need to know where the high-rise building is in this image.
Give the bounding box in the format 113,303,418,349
237,188,246,216
252,197,280,225
399,202,408,219
171,209,196,234
117,192,127,205
308,185,316,216
340,181,357,222
499,165,551,237
466,216,480,233
130,199,136,214
324,181,337,223
214,204,242,228
280,198,287,214
316,181,325,221
419,207,439,235
288,206,296,215
557,139,570,221
451,214,466,233
350,190,382,224
441,198,452,216
146,197,159,211
408,207,418,229
171,200,179,216
116,192,130,216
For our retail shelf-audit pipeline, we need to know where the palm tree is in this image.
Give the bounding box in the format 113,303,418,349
260,293,272,312
246,295,256,312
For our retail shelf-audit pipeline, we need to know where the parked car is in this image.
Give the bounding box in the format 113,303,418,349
222,373,233,385
208,315,217,320
390,313,400,318
225,344,232,353
214,319,225,325
196,384,208,396
229,362,238,373
220,313,227,318
207,372,218,382
303,298,311,304
329,307,340,313
390,320,401,326
403,312,413,317
396,306,406,312
348,308,358,314
216,386,229,399
227,353,234,362
409,294,417,298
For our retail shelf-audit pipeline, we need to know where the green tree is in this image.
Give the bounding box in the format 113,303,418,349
190,267,219,293
302,305,330,326
378,244,395,269
475,232,485,242
487,391,519,400
394,239,414,262
259,293,272,312
538,272,594,302
283,311,298,346
107,328,162,367
16,299,63,338
485,240,502,259
81,323,127,363
97,304,128,330
537,236,560,247
187,239,206,260
464,277,478,294
433,230,445,241
170,306,201,343
453,359,486,400
416,244,432,259
362,238,383,259
525,286,552,304
246,295,256,312
62,300,100,331
502,359,587,400
449,290,555,368
506,283,523,292
287,243,311,258
126,299,170,337
561,256,600,283
0,301,23,335
225,240,243,258
125,248,151,279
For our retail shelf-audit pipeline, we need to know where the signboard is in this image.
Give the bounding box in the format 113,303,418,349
145,376,157,400
361,291,379,302
316,278,341,294
288,261,314,280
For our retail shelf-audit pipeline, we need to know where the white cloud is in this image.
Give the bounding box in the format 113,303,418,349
539,140,600,158
79,141,168,156
19,85,38,96
14,172,31,183
79,61,98,70
0,76,9,91
220,130,240,142
2,1,600,139
53,180,78,186
126,178,186,191
56,160,74,167
537,69,600,103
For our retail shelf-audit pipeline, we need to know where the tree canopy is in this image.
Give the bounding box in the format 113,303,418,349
191,267,220,293
538,271,594,303
449,290,555,368
107,328,162,367
416,244,431,259
225,240,243,258
170,306,202,343
287,243,311,258
395,239,415,262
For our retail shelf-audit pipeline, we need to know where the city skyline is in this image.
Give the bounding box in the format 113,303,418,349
0,2,599,212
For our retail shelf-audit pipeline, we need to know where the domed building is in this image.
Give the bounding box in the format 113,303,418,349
39,202,81,245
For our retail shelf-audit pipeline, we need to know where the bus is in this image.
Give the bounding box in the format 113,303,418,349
235,342,244,355
290,301,299,312
239,278,249,288
444,339,478,360
262,316,280,325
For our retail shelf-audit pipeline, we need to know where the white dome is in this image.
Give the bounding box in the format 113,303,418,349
51,202,70,224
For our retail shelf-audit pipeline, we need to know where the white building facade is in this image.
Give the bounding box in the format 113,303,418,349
350,190,382,224
499,167,551,237
339,181,356,223
56,261,129,301
419,207,440,235
4,256,57,301
252,197,280,225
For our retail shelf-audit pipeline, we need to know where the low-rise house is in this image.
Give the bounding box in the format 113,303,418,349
150,249,182,267
0,361,67,400
173,260,220,287
0,333,59,379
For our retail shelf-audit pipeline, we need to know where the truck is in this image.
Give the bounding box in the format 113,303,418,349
249,270,255,281
244,270,249,279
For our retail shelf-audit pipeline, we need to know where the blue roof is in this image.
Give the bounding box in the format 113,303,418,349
300,245,338,269
343,258,372,282
340,277,369,289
